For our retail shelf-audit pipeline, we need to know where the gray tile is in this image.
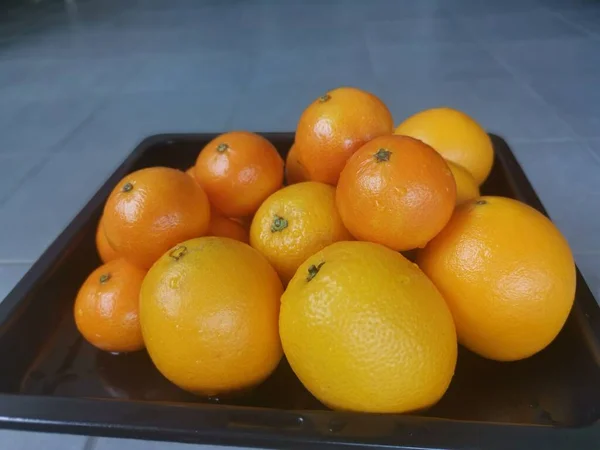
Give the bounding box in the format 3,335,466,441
231,83,333,132
557,9,600,35
333,0,447,21
84,89,239,137
443,0,543,16
513,141,600,253
458,10,587,42
0,145,127,261
0,263,31,300
0,95,104,155
379,77,574,140
528,75,600,138
259,22,364,52
250,47,375,88
0,152,47,203
120,51,251,94
369,43,510,84
0,430,87,450
366,16,474,45
95,436,252,450
537,0,600,12
575,254,600,306
488,38,600,79
0,57,142,102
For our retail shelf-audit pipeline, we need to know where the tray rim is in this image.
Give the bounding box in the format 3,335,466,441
0,132,598,450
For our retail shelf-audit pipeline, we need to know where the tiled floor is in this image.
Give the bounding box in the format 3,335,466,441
0,0,599,448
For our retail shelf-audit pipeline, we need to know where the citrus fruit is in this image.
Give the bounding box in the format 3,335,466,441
295,87,393,185
185,166,198,182
74,259,146,353
285,143,310,185
336,135,456,251
250,182,352,284
194,131,284,218
103,167,211,269
96,215,119,263
208,208,249,243
394,107,493,185
417,196,576,361
280,241,457,413
447,161,480,206
140,237,283,395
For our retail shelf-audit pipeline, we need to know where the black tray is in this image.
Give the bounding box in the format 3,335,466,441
0,133,599,450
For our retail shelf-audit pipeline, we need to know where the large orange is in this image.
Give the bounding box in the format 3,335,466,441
194,131,284,218
140,237,283,395
74,259,146,353
250,181,352,284
336,135,456,251
295,87,393,185
103,167,211,269
394,107,494,185
280,241,457,413
285,144,310,185
418,196,576,361
96,215,119,263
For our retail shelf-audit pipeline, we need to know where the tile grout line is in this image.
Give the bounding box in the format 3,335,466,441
82,436,98,450
472,35,582,142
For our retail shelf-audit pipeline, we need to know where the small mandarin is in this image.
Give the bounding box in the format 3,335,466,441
250,182,352,284
194,131,284,218
295,87,393,185
103,167,211,269
336,135,456,251
74,259,146,353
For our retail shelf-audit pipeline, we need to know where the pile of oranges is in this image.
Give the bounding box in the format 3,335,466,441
75,86,576,413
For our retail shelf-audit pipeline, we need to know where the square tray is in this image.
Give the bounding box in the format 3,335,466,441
0,133,599,450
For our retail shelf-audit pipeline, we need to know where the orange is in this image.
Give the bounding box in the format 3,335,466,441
336,135,456,251
74,259,146,353
447,161,480,206
280,241,457,413
285,143,310,185
185,166,198,182
394,107,494,185
96,215,119,263
250,182,352,285
194,131,284,218
417,196,576,361
140,237,283,395
295,87,393,185
208,208,249,243
103,167,211,269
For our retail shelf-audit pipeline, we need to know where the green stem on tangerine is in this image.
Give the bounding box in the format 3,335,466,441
306,262,325,282
99,273,111,284
374,148,391,162
475,199,487,205
216,143,229,153
271,215,288,233
318,94,331,103
122,182,133,193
